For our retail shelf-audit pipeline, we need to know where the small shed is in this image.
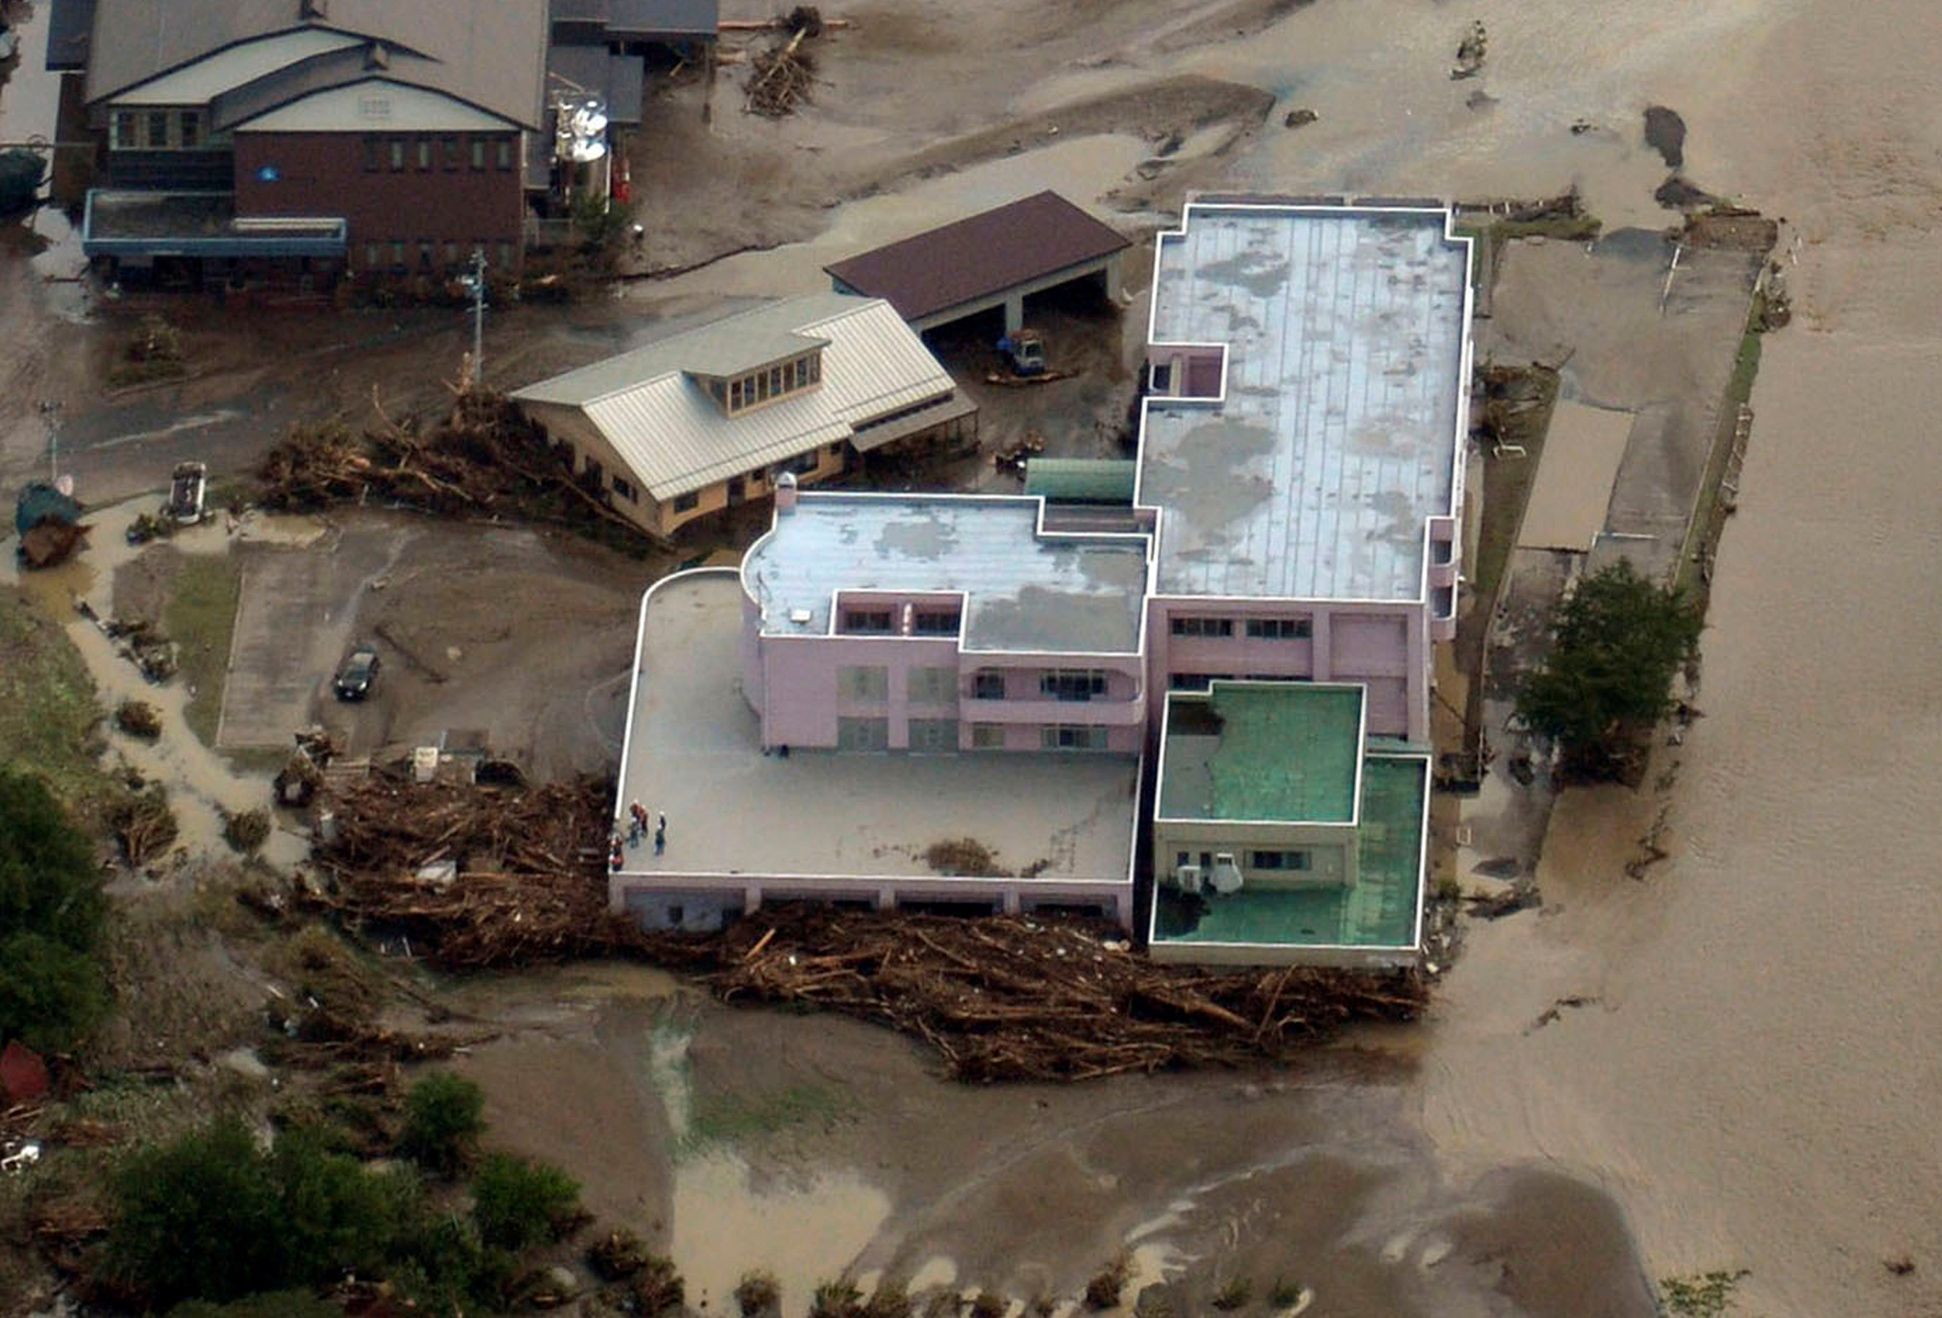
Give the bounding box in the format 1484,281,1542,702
1024,458,1137,505
826,191,1129,335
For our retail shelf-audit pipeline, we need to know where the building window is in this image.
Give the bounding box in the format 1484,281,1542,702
671,492,700,514
912,610,960,637
971,671,1006,700
497,138,514,170
1168,673,1232,691
908,667,956,705
837,716,890,752
971,724,1006,750
147,110,170,148
908,719,957,753
417,240,434,269
1040,669,1107,702
416,139,433,170
612,475,637,502
443,137,460,170
1249,850,1312,872
1042,725,1108,752
1245,617,1313,640
389,240,406,268
497,241,514,269
113,111,137,150
840,608,892,635
362,241,381,270
1171,616,1233,638
827,441,844,456
838,666,889,702
788,450,819,476
470,138,486,170
178,111,201,148
386,138,404,170
362,136,380,171
1150,361,1173,392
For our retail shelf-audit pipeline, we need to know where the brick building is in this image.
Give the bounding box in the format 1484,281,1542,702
59,0,547,286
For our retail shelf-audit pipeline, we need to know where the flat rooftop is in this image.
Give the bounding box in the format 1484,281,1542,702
617,572,1140,884
1139,204,1470,601
742,493,1150,654
1153,755,1428,951
1159,683,1364,823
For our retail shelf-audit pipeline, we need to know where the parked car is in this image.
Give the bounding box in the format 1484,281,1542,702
334,644,381,701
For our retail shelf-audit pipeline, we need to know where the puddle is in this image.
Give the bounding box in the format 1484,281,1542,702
4,495,325,869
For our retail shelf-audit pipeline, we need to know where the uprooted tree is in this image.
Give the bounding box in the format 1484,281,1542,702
1516,559,1703,781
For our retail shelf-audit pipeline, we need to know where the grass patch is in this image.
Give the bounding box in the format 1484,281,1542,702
0,589,111,817
1676,290,1767,600
161,555,242,747
681,1083,847,1155
1658,1268,1749,1316
105,358,189,390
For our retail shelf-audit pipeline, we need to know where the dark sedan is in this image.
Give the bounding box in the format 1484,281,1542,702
333,644,381,701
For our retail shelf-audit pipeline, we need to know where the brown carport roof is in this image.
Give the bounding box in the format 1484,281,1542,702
824,191,1129,324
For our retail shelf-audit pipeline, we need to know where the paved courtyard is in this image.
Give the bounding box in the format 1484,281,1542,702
615,572,1139,890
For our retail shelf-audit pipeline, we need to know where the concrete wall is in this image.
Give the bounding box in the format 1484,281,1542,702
1147,938,1417,970
614,872,1134,929
233,130,523,269
1146,596,1430,744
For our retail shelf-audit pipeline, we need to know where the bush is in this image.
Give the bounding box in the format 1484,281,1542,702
1516,560,1702,779
0,769,109,1050
222,807,271,854
969,1291,1007,1318
862,1278,913,1318
1084,1251,1132,1310
809,1277,864,1318
398,1073,486,1177
169,1292,344,1317
471,1154,581,1252
737,1268,782,1316
1211,1277,1252,1310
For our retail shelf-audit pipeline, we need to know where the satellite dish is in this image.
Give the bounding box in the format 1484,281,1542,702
570,106,608,139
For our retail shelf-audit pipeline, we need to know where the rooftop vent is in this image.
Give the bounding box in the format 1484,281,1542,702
364,42,389,71
300,0,329,19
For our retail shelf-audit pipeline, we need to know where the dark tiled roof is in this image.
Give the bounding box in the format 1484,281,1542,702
824,191,1130,324
85,0,547,129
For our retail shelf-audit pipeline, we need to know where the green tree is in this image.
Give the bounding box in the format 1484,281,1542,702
1516,560,1702,779
109,1119,284,1305
398,1072,486,1177
0,931,111,1052
471,1153,582,1252
0,769,111,1050
169,1291,344,1318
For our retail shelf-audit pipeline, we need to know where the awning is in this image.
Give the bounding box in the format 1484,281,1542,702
847,394,978,454
82,190,346,259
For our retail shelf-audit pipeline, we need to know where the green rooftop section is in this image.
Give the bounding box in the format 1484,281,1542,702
1153,756,1428,950
1023,458,1137,505
1158,683,1363,823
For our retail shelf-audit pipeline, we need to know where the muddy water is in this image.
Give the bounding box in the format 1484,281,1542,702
3,498,319,868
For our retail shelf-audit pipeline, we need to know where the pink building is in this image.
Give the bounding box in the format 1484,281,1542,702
1135,202,1474,745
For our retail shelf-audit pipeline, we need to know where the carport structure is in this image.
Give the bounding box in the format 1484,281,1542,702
825,190,1129,335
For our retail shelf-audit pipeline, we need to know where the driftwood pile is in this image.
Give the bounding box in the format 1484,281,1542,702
306,777,1428,1081
256,387,646,540
306,774,655,967
709,908,1428,1081
745,9,822,117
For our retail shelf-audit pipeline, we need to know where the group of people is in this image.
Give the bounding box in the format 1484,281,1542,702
609,802,667,871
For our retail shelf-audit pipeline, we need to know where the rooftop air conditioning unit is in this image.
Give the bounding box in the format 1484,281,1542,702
1210,853,1244,895
1173,863,1203,894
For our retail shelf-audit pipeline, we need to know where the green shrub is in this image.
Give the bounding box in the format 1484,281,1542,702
0,931,111,1053
398,1072,486,1177
1211,1277,1252,1310
168,1291,343,1317
0,768,105,950
809,1277,864,1318
737,1268,782,1315
471,1154,581,1252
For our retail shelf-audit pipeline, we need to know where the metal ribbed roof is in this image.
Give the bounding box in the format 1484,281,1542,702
513,295,958,499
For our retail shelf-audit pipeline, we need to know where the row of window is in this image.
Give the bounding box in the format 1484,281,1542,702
364,134,515,173
835,718,1109,752
1175,849,1313,873
360,238,513,272
1168,673,1313,691
704,352,822,415
839,607,961,637
1171,616,1314,640
668,443,843,516
111,108,207,151
836,666,1119,703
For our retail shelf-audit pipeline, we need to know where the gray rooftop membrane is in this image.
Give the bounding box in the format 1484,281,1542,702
1141,208,1469,601
743,495,1149,653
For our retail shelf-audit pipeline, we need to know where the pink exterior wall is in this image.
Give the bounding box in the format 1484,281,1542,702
1145,596,1431,743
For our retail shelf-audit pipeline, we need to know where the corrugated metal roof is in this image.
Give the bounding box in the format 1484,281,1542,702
513,295,959,498
824,191,1130,323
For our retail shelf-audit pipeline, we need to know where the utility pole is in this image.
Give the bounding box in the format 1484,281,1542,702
466,246,487,387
